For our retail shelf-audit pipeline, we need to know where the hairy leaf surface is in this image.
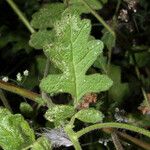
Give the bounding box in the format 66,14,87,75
45,105,75,126
29,30,54,49
31,1,107,30
75,108,104,123
69,0,108,14
31,3,65,29
40,11,112,105
31,137,52,150
0,108,35,150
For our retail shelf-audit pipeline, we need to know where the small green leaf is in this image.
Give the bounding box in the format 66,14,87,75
45,105,75,125
75,108,104,123
130,51,150,67
0,108,35,150
20,102,33,117
40,11,113,106
108,65,130,103
94,55,107,73
31,137,52,150
101,30,116,51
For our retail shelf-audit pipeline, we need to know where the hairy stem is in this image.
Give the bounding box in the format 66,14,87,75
65,125,82,150
6,0,35,33
0,89,12,112
0,80,44,105
80,0,115,37
76,122,150,138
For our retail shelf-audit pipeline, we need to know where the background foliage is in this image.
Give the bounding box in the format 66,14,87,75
0,0,150,149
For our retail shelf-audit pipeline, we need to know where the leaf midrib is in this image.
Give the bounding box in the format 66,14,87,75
70,23,78,105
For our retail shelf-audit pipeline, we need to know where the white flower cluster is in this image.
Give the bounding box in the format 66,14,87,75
2,76,9,82
1,70,29,83
16,70,29,82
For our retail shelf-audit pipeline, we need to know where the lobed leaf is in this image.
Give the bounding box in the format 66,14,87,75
0,108,35,150
30,1,108,30
40,11,113,106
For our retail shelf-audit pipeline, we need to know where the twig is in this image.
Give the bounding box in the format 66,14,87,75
114,0,121,16
6,0,35,33
103,128,150,150
111,131,124,150
0,89,12,112
117,131,150,150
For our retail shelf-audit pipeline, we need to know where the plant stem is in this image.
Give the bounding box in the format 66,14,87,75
65,125,82,150
0,80,44,105
114,0,121,16
103,128,150,150
117,131,150,150
0,89,12,112
6,0,35,33
76,122,150,138
80,0,115,37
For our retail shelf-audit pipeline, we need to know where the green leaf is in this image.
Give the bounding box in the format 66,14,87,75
0,108,35,150
94,55,107,73
20,102,33,117
101,29,116,51
75,108,104,123
0,26,31,53
31,3,66,29
130,51,150,67
31,137,52,150
40,11,113,106
69,0,108,14
29,30,54,49
31,1,107,30
45,105,75,126
108,65,130,103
